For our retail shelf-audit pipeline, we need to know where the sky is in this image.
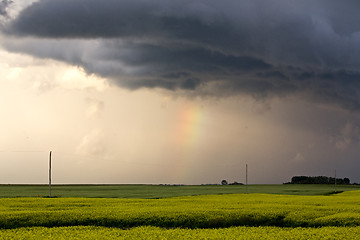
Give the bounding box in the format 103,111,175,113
0,0,360,184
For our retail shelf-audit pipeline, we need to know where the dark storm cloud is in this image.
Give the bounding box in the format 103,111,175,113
2,0,360,109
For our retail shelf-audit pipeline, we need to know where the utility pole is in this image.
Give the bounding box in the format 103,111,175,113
49,151,52,198
246,164,248,194
334,169,337,193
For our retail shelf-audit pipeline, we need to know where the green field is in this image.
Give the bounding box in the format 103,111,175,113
0,184,359,198
1,185,360,239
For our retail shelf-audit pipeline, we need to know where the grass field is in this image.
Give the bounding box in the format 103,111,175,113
1,185,360,239
0,184,359,198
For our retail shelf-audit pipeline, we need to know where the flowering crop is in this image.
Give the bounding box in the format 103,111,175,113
0,190,360,229
0,226,359,240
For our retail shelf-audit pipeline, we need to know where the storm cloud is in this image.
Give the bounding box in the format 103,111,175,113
2,0,360,109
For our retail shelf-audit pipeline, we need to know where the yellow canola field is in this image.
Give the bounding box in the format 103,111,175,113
1,226,360,240
1,190,360,239
1,191,360,228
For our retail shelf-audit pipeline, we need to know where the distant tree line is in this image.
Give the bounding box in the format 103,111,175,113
221,180,244,185
287,176,350,185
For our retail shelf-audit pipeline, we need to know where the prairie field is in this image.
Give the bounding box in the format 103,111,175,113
0,185,360,239
0,183,359,198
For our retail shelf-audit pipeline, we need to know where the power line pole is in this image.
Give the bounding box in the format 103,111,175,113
49,151,52,198
334,169,336,193
246,164,248,194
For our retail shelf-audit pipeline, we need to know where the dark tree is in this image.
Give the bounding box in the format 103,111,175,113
290,176,351,185
221,180,228,185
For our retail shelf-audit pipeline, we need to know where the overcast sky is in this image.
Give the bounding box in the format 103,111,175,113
0,0,360,184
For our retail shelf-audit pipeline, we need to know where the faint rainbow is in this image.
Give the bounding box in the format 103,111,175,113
172,104,207,182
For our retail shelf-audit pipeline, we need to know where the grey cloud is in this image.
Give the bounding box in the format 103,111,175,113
110,42,271,72
297,70,360,110
6,0,232,42
329,122,360,151
0,0,13,18
2,0,360,110
256,71,289,81
180,78,201,90
162,72,190,79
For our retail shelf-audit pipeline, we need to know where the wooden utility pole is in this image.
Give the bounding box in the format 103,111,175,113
49,151,52,197
246,164,248,194
334,169,337,193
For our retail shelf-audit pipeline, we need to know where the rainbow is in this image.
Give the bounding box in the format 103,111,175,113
172,104,207,182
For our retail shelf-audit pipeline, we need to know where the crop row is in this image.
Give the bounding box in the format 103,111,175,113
1,191,360,229
1,226,360,239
